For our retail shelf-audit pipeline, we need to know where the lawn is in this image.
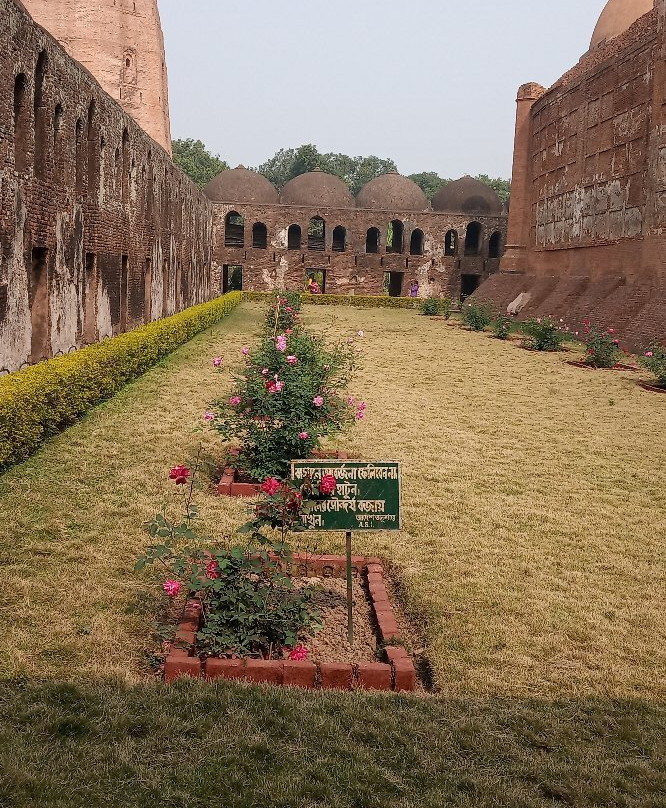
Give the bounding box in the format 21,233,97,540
0,302,665,806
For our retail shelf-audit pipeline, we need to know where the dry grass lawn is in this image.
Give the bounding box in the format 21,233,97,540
0,302,665,702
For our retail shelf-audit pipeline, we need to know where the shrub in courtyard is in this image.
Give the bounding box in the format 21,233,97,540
0,292,242,472
441,298,454,320
578,320,622,368
640,345,666,387
264,291,302,334
461,300,494,331
213,298,363,480
492,314,513,340
420,297,441,316
137,459,329,659
521,316,568,352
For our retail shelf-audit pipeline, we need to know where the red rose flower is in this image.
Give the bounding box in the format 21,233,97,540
206,560,220,580
169,465,191,485
261,477,281,496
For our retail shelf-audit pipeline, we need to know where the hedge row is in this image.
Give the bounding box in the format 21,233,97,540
0,291,242,472
242,291,420,310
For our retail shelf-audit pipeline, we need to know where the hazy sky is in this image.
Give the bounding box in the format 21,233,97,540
160,0,606,180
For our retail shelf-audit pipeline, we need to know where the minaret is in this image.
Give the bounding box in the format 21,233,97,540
21,0,171,154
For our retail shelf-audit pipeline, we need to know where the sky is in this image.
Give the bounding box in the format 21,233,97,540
160,0,607,181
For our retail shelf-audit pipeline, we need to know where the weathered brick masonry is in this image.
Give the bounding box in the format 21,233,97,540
481,0,666,348
1,0,213,373
206,169,507,301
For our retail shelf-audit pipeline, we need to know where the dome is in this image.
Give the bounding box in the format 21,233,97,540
590,0,653,49
356,172,429,211
203,166,279,204
432,176,503,216
280,169,354,208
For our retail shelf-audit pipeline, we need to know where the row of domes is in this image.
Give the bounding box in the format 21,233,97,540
203,167,504,216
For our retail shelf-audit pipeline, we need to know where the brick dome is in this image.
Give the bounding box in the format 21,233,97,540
590,0,653,49
356,172,429,211
280,169,354,208
432,176,503,216
204,167,279,204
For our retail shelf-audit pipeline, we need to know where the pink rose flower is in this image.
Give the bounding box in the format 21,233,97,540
646,351,654,357
203,411,215,422
357,330,364,338
608,328,615,334
267,380,284,394
261,477,281,496
358,401,367,411
288,645,309,661
229,396,241,406
163,580,181,598
287,355,298,365
169,465,191,485
299,432,309,440
241,347,250,356
319,475,337,496
347,397,355,406
313,396,324,407
261,368,269,376
212,357,222,368
356,410,365,420
276,335,287,352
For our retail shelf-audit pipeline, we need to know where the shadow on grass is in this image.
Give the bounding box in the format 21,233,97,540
0,677,664,808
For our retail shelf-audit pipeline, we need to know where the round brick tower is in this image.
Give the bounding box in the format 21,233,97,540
21,0,171,154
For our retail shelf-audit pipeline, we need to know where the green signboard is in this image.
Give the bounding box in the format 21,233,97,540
291,460,401,532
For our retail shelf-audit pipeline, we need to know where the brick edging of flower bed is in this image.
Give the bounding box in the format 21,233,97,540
164,553,417,692
638,380,666,393
218,451,350,497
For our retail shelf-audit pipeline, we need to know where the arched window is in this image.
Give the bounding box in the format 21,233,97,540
387,220,404,254
308,216,325,251
252,222,268,249
288,224,301,250
13,73,29,174
488,231,503,259
366,227,380,254
410,229,424,256
464,221,482,256
444,229,458,256
225,211,245,247
34,51,48,179
87,100,99,200
121,128,130,204
332,226,346,252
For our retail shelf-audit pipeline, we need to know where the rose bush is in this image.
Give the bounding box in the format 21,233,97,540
640,345,666,387
462,300,494,331
578,320,622,368
212,296,363,480
521,316,568,352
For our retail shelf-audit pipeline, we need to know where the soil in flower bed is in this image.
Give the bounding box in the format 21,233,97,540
294,576,377,664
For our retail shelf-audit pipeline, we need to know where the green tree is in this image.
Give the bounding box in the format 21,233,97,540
172,139,229,189
408,172,449,201
474,174,511,204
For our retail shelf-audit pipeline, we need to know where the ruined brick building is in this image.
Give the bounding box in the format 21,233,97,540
479,0,666,347
1,0,210,373
204,168,507,300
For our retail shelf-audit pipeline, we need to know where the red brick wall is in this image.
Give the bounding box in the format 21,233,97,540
0,0,213,373
482,4,665,349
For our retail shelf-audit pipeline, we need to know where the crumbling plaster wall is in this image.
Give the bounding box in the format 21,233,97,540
1,0,213,373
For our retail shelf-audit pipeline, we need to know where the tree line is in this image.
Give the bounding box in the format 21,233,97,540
172,139,510,203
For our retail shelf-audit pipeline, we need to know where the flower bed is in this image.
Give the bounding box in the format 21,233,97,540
638,381,666,394
242,291,420,310
566,361,639,372
164,554,417,692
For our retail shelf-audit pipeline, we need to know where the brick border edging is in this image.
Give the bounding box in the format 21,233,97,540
638,380,666,394
217,451,350,497
164,554,416,692
566,360,639,372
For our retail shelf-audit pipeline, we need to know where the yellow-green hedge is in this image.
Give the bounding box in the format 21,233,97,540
242,291,419,310
0,292,242,472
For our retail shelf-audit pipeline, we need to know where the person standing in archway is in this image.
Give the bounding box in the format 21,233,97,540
409,280,419,298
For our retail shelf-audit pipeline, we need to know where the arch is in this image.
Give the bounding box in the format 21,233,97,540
225,211,245,247
488,230,503,259
34,51,49,179
365,227,380,254
288,224,301,250
332,225,346,252
13,73,29,174
409,229,424,256
444,229,458,256
387,220,404,254
308,216,325,251
252,222,268,249
464,221,482,256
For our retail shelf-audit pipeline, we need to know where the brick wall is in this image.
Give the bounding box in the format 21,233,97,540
482,3,665,349
210,202,506,301
0,0,213,373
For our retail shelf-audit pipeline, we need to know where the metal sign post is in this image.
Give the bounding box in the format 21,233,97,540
291,460,402,646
